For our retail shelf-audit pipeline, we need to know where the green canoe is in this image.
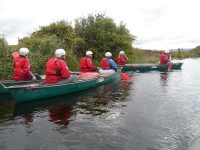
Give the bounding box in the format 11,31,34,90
121,62,183,72
5,72,120,103
0,80,43,94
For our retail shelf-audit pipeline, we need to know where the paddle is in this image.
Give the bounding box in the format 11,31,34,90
168,63,172,72
12,51,19,59
124,54,129,60
167,53,172,71
0,82,6,88
117,66,132,80
120,72,132,80
71,71,81,75
5,83,40,89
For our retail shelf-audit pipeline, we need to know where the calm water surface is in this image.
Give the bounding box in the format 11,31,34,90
0,58,200,150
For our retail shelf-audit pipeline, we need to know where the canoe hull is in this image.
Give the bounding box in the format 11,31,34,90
121,62,183,72
7,72,120,103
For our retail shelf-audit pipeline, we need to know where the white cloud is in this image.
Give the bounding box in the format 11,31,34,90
0,0,200,49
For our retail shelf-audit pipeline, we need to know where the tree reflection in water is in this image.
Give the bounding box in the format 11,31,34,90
75,80,133,116
0,79,133,126
0,101,14,122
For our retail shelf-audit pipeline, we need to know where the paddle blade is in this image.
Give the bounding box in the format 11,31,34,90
120,73,132,80
12,52,19,59
168,63,172,71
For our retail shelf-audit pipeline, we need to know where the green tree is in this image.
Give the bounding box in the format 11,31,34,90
18,21,80,73
74,14,135,59
31,21,77,51
0,37,13,79
0,37,8,58
191,46,200,57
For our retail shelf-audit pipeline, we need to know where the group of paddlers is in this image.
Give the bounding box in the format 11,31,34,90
12,47,171,84
12,48,129,84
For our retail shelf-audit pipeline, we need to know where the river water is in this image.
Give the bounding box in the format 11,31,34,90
0,58,200,150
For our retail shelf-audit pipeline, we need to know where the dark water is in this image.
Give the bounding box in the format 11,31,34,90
0,58,200,150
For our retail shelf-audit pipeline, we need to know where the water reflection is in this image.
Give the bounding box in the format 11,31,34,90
22,113,34,124
0,101,14,122
160,72,169,86
0,79,133,126
48,104,73,127
12,94,79,126
75,80,133,116
0,93,12,104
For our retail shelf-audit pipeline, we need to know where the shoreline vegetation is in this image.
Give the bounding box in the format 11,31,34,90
0,13,200,80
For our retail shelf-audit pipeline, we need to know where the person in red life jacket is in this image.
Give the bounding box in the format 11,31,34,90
45,49,77,84
117,50,128,66
80,51,98,72
160,49,172,65
99,52,117,75
13,48,36,81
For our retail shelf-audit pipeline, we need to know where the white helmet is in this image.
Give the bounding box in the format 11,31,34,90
105,52,112,57
119,51,125,55
19,47,29,56
164,50,169,53
86,51,93,56
55,49,66,58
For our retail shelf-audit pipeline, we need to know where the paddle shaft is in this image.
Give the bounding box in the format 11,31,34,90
124,54,129,60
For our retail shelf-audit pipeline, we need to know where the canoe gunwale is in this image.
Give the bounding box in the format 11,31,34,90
6,72,120,103
1,80,43,94
125,62,183,67
122,62,183,72
5,73,114,90
5,77,100,90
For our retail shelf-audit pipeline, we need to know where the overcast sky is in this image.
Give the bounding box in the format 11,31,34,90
0,0,200,50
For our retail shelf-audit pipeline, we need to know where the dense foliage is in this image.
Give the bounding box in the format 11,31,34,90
190,46,200,57
0,38,13,79
0,14,136,79
172,47,200,59
0,14,200,79
74,14,135,59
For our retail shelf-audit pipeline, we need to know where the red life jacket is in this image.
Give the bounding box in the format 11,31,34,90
80,57,89,72
13,55,32,81
46,57,61,76
160,54,170,64
45,57,62,83
45,57,71,84
100,57,111,70
80,56,97,72
117,55,127,66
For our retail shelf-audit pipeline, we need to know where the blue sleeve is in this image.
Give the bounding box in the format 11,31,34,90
108,59,117,70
